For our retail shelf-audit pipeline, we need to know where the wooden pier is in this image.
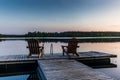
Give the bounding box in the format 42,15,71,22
38,59,113,80
0,51,117,80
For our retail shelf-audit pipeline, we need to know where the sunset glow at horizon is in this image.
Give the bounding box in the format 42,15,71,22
0,0,120,34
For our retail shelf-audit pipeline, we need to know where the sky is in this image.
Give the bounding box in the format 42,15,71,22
0,0,120,34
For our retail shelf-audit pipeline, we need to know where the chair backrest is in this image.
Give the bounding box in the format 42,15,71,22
67,38,78,53
27,39,40,54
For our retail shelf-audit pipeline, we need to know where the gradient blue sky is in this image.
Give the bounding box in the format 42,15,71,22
0,0,120,34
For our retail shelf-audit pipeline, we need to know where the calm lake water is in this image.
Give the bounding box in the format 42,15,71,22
0,39,120,80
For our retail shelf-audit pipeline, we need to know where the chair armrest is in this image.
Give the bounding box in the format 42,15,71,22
39,46,44,49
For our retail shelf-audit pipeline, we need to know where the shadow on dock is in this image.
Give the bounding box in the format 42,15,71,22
77,59,117,68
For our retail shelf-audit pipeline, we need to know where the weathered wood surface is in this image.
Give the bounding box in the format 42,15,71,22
38,59,113,80
0,51,116,62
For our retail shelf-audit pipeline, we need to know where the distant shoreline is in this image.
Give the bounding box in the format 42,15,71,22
1,37,120,43
1,31,120,37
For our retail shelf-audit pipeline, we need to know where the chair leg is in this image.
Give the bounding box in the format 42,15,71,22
75,53,79,56
28,53,31,58
63,52,65,56
39,53,42,58
39,49,44,58
39,52,43,58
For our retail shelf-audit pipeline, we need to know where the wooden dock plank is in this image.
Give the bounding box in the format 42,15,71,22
38,59,113,80
0,51,116,62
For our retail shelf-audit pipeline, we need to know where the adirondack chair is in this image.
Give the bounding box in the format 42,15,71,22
62,38,79,57
27,39,44,58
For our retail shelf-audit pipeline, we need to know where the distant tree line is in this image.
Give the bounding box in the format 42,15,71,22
25,31,120,37
0,31,120,37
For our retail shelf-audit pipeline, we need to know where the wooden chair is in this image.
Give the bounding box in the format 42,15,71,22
27,39,44,58
62,38,79,57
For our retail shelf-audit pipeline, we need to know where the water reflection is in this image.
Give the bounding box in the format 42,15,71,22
0,40,28,56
